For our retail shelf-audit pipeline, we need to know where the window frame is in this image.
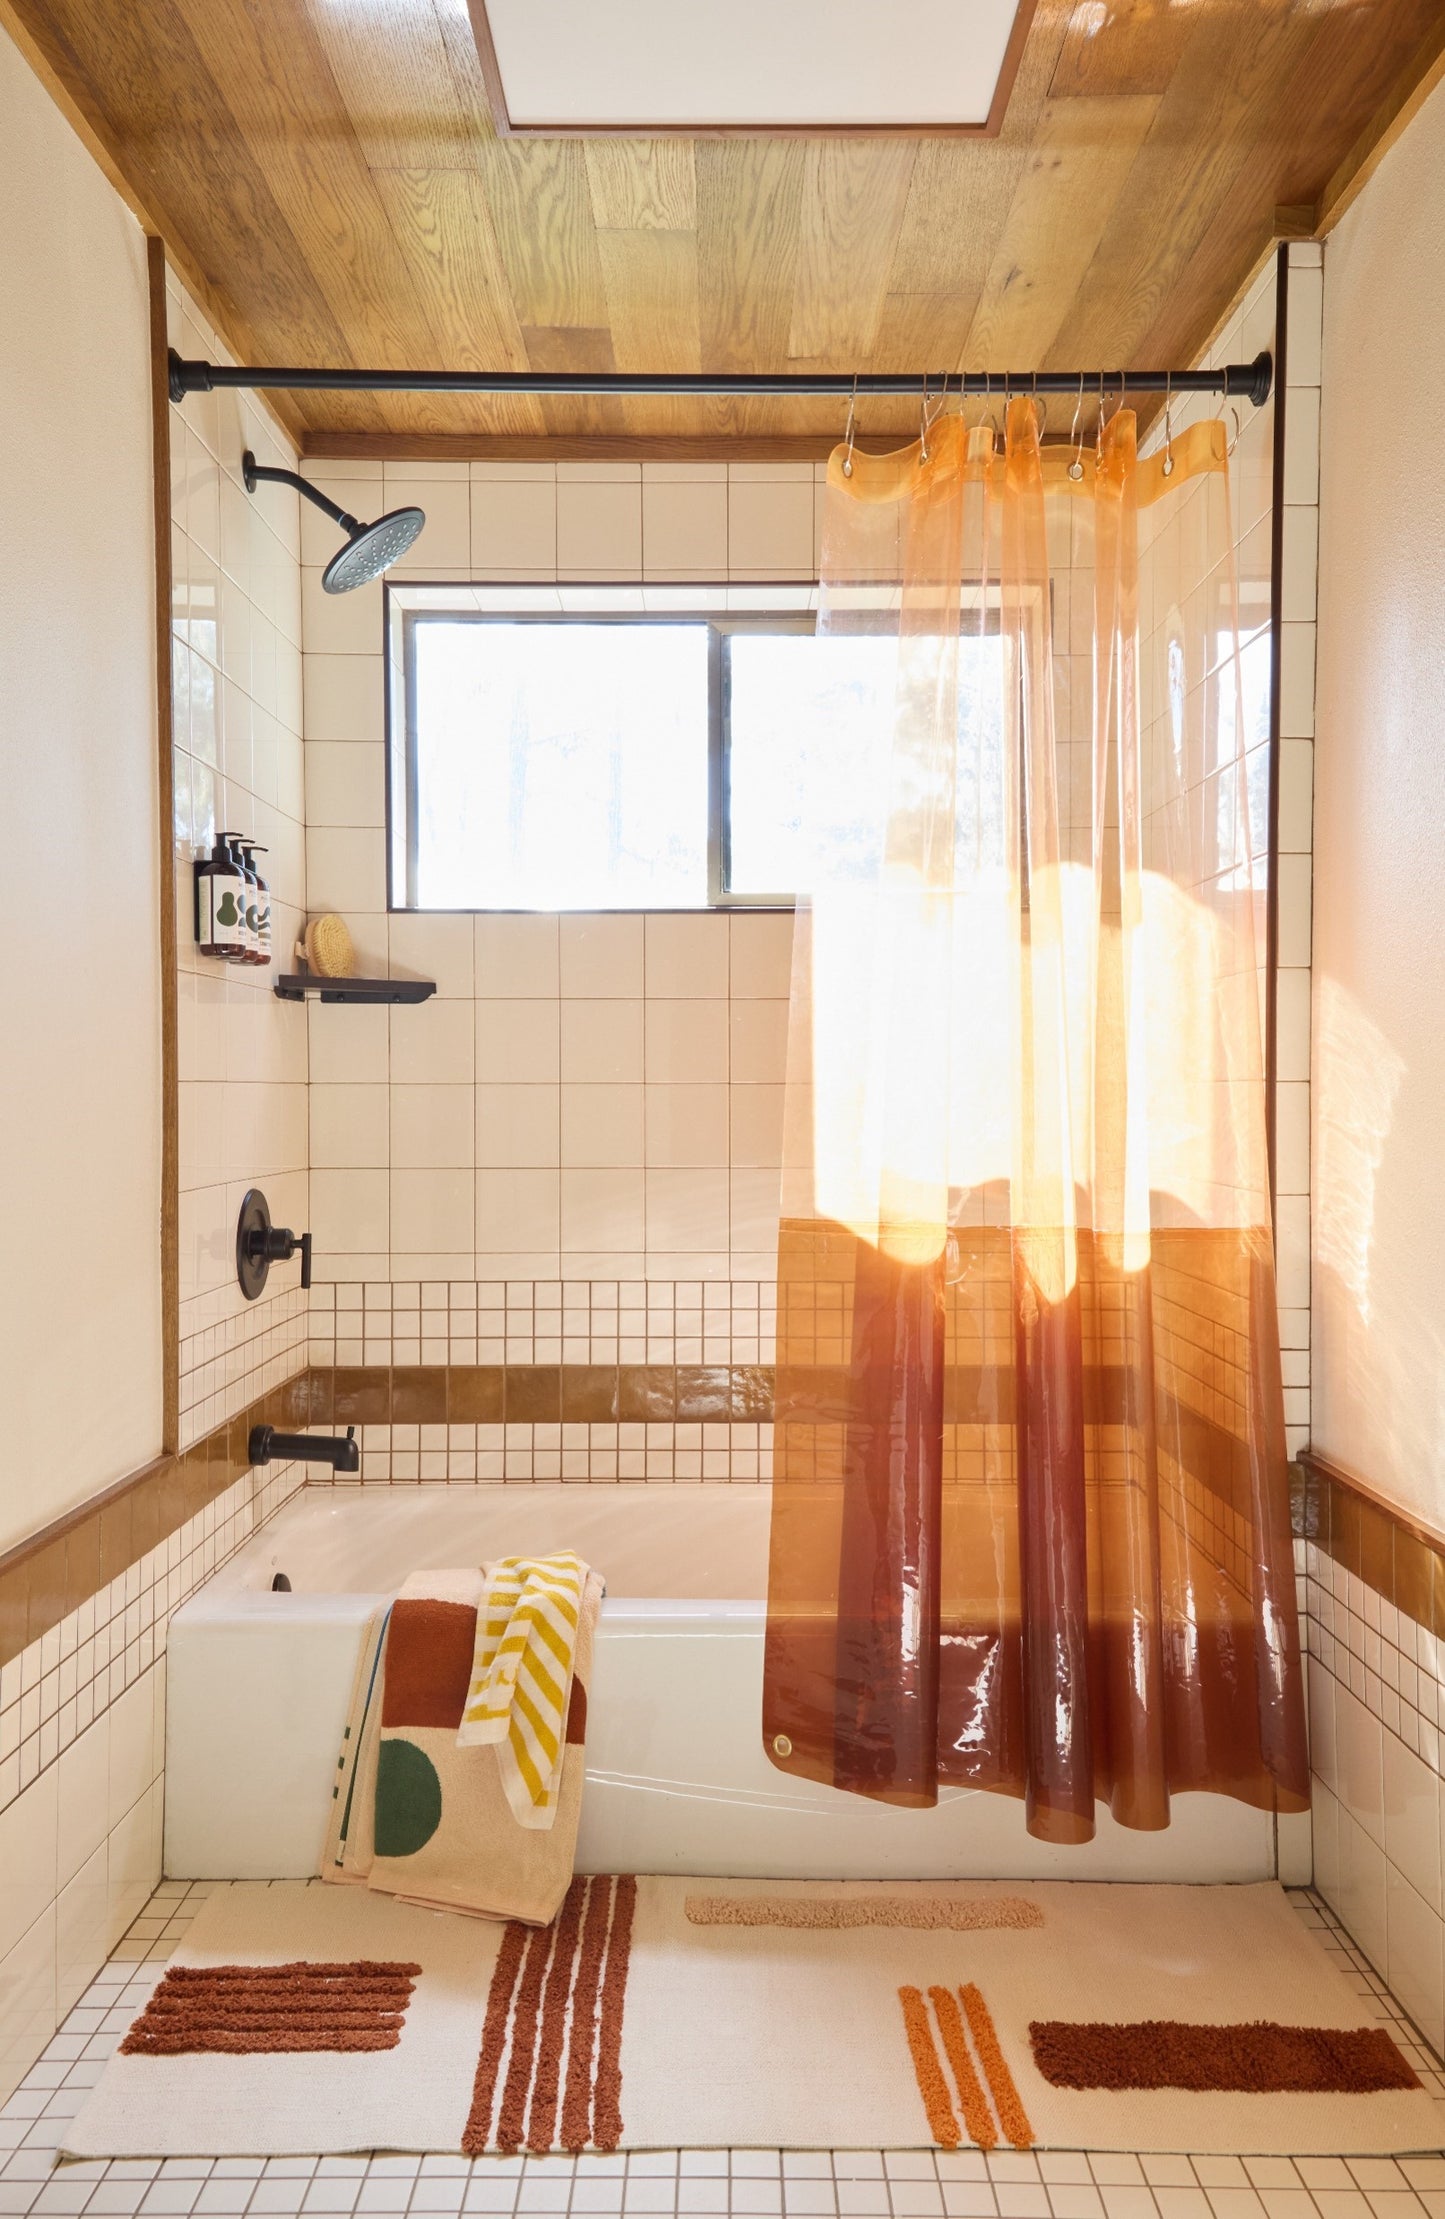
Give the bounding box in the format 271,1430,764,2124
393,601,813,914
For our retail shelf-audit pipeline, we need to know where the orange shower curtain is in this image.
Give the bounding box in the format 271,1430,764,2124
763,400,1309,1844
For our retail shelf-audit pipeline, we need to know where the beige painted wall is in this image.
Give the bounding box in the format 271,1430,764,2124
0,29,162,1552
1312,71,1445,1526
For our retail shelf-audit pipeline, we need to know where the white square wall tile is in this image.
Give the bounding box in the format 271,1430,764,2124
1276,854,1312,969
302,652,384,746
560,914,645,997
729,999,790,1083
387,477,471,571
644,1084,729,1167
476,1000,561,1085
557,480,643,573
107,1670,157,1831
391,1085,474,1168
471,479,557,571
311,1168,391,1254
1277,738,1313,854
1385,1867,1445,2055
1335,1681,1386,1847
645,913,729,997
1279,622,1316,739
56,1715,109,1892
642,481,729,575
562,999,645,1083
730,911,794,996
392,999,474,1084
305,744,385,830
727,479,816,572
306,826,387,914
55,1843,108,2017
475,914,560,999
390,912,474,999
476,1084,562,1167
476,1167,560,1252
644,999,728,1083
0,1769,58,1961
301,566,382,657
106,1784,161,1951
392,1167,475,1253
561,1085,645,1167
645,1167,731,1250
730,1083,785,1167
731,1166,781,1248
1280,505,1319,624
0,1904,56,2107
310,1001,390,1085
1383,1730,1442,1911
561,1168,646,1253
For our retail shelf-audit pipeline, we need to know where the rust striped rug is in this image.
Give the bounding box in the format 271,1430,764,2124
121,1962,421,2055
60,1877,1445,2160
464,1873,636,2155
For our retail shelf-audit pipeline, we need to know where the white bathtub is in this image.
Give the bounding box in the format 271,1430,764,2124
165,1484,1308,1883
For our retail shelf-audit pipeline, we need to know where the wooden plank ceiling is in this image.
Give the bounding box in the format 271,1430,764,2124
6,0,1445,454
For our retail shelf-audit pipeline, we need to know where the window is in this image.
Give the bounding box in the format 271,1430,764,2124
393,590,907,911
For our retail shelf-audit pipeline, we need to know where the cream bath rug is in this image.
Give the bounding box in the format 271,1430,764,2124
63,1876,1445,2160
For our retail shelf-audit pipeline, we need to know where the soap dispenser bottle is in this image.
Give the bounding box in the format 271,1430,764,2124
196,834,249,962
240,843,272,967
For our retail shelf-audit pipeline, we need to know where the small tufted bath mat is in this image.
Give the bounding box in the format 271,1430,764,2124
63,1877,1445,2160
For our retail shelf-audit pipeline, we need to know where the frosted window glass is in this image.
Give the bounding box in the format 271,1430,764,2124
411,619,710,909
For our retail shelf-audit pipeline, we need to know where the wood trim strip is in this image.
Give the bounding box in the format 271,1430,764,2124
1263,243,1287,1221
1297,1447,1445,1642
148,235,180,1455
465,0,1036,140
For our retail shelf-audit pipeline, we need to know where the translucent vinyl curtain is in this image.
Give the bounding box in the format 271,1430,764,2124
762,401,1309,1844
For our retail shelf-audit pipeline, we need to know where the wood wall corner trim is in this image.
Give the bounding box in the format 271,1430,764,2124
1315,14,1445,236
147,235,179,1456
1297,1444,1445,1564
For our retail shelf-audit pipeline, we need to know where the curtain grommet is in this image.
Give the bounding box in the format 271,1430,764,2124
772,1733,793,1758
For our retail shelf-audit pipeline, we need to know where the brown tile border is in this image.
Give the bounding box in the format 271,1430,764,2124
0,1369,320,1672
313,1361,775,1430
1296,1447,1445,1642
0,1362,776,1670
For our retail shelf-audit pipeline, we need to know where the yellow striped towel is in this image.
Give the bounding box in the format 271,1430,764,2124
456,1553,589,1831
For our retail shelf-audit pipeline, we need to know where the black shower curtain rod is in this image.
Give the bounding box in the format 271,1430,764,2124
167,347,1273,409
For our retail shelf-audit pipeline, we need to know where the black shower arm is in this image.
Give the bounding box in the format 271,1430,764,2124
242,451,361,535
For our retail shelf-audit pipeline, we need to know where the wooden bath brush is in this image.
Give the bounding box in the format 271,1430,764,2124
296,913,356,978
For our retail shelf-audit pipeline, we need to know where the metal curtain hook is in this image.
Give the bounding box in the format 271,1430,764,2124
1031,369,1047,440
1227,404,1242,458
1068,372,1086,481
842,374,858,478
1161,372,1175,477
919,372,931,462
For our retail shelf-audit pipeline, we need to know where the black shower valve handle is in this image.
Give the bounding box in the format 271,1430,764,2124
249,1221,312,1285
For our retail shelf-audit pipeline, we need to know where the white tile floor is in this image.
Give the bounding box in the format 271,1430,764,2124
3,1889,1443,2219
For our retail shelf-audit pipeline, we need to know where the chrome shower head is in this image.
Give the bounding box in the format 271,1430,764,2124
321,505,426,594
241,450,426,594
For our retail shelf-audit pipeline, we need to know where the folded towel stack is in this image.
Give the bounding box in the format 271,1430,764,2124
323,1552,603,1925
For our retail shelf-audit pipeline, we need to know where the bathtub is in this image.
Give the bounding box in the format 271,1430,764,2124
165,1484,1307,1883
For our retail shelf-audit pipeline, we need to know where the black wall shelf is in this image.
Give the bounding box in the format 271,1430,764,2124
273,974,436,1005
